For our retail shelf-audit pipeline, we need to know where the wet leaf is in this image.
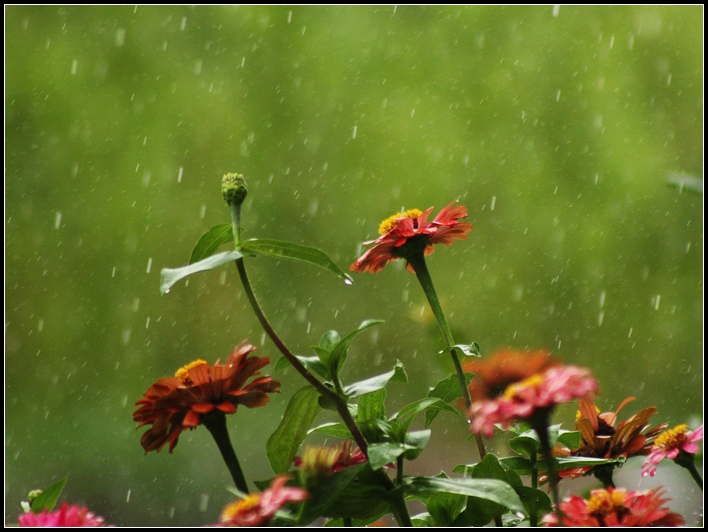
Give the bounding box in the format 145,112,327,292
189,223,233,264
160,250,242,294
30,476,68,513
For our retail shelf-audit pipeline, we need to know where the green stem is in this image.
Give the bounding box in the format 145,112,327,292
201,410,249,494
529,452,538,527
532,413,563,527
407,253,486,461
396,455,405,486
234,258,367,454
686,462,704,491
675,452,704,491
342,517,353,527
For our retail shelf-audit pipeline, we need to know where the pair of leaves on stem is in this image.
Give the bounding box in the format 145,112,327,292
160,223,352,295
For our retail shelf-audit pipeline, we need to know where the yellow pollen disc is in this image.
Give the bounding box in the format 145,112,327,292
175,359,208,382
503,374,544,399
587,490,626,516
655,424,688,450
301,445,341,477
221,494,262,521
378,209,423,235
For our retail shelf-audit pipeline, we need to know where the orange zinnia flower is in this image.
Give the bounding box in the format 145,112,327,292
133,342,280,453
559,398,666,481
219,475,308,527
541,487,685,527
350,202,473,274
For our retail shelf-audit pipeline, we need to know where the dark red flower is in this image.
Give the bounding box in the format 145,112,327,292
351,202,473,274
18,503,106,527
133,342,280,453
219,475,308,527
542,487,685,527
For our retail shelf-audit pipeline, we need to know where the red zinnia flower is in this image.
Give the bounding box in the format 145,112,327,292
541,487,685,527
18,503,106,527
293,441,368,478
134,342,280,453
350,202,473,274
469,359,598,437
642,424,703,477
218,475,309,527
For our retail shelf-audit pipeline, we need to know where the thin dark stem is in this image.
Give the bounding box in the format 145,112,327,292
342,517,353,527
234,258,368,455
407,253,487,461
675,452,704,491
396,456,405,486
533,416,563,527
528,452,538,527
201,410,249,494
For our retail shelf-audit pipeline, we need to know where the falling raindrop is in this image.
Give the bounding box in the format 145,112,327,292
654,294,661,310
122,328,132,345
628,327,633,338
490,196,497,211
54,212,62,229
180,16,187,31
598,311,604,326
38,319,44,333
112,267,116,278
177,167,184,183
145,317,151,329
115,28,126,47
199,494,209,512
71,59,78,75
126,489,131,503
552,5,560,17
287,10,292,23
352,125,358,139
146,258,153,274
599,290,606,308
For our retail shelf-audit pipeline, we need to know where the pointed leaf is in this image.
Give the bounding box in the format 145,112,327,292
425,373,471,427
241,238,353,283
189,224,234,264
515,486,552,519
394,398,458,433
557,430,581,451
308,422,353,439
344,361,407,398
328,320,383,377
404,476,525,514
267,386,321,474
440,343,481,357
357,389,387,422
30,477,68,513
160,250,243,294
426,491,467,527
402,429,431,461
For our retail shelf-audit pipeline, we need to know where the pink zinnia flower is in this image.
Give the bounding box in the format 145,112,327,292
219,475,308,527
642,424,703,477
18,503,106,527
351,202,473,274
134,342,280,453
542,487,684,527
470,365,598,437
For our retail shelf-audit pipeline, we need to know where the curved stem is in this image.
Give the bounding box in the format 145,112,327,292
407,253,486,460
234,258,368,454
676,453,704,491
202,410,249,494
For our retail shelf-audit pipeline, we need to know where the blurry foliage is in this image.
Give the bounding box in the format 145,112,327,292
5,5,702,526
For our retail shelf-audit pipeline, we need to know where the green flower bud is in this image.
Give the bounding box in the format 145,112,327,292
222,173,248,206
27,490,43,506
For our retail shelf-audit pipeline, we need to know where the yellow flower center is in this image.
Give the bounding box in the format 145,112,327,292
221,494,262,521
655,424,688,450
503,374,543,400
378,209,423,235
586,489,627,516
175,359,208,383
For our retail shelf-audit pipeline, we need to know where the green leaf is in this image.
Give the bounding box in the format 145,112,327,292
357,388,387,422
404,476,525,514
266,386,321,474
402,429,431,461
499,455,624,475
160,250,243,294
440,343,481,357
426,491,467,527
328,320,383,378
344,361,407,398
30,477,68,513
425,374,470,427
308,422,353,439
394,398,458,433
300,465,391,522
508,432,540,458
515,486,552,519
557,430,581,450
319,330,342,352
666,172,703,195
189,223,234,264
240,238,353,283
368,442,410,470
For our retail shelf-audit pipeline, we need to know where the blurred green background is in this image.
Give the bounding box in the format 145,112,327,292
5,5,702,526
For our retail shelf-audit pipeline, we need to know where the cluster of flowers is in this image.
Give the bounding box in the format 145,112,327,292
18,201,701,527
